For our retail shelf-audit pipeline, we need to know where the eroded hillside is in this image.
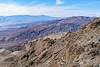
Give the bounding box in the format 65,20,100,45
18,18,100,67
0,18,100,67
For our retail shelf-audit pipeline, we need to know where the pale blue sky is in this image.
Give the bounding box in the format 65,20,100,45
0,0,100,17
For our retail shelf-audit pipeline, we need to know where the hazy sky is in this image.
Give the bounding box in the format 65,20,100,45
0,0,100,17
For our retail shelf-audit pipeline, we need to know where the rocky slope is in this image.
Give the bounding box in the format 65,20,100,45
18,17,100,67
0,17,99,67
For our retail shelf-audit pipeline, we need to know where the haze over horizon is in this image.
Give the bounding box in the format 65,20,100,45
0,0,99,17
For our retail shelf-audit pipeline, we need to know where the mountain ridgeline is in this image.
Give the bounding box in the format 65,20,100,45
0,16,95,50
7,16,94,41
0,17,99,67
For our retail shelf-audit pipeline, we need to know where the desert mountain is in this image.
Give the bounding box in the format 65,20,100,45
0,15,56,41
0,17,99,67
17,17,100,67
0,16,94,50
19,17,100,67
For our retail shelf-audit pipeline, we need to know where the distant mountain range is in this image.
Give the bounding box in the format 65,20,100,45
7,16,94,40
0,15,57,37
0,15,57,26
0,16,95,50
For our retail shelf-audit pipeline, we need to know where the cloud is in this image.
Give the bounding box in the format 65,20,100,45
0,3,99,17
56,0,64,5
0,3,74,17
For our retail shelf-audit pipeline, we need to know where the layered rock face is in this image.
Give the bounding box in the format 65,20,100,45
0,18,100,67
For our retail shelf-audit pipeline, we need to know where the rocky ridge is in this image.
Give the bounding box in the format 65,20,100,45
0,17,99,67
